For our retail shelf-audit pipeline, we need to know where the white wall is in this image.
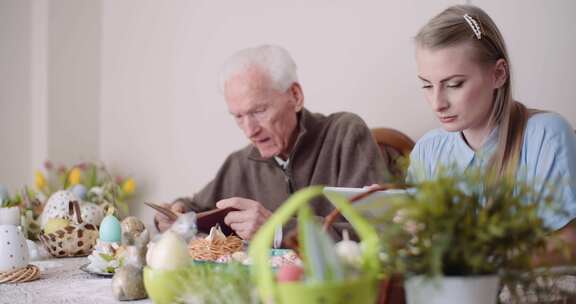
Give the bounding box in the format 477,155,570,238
48,0,100,164
99,0,458,223
0,0,32,192
475,1,576,118
1,1,575,227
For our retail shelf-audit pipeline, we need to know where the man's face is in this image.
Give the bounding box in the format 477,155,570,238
224,66,303,159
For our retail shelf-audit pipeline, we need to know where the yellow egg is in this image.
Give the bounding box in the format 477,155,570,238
148,231,190,270
44,218,70,234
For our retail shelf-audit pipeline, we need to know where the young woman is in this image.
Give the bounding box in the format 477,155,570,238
408,5,576,263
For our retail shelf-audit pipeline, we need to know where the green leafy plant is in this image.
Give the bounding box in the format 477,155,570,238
0,194,22,208
177,263,256,304
368,167,564,278
35,161,136,215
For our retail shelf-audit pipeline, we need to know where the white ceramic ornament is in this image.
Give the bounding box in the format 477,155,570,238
0,225,30,272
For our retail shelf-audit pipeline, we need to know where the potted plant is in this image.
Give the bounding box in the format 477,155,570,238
370,167,563,304
0,186,22,226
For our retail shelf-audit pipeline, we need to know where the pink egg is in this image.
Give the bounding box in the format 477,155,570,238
276,264,304,282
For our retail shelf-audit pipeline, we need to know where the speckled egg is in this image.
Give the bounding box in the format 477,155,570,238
81,202,104,227
99,215,122,243
0,225,30,272
40,190,104,228
40,190,80,227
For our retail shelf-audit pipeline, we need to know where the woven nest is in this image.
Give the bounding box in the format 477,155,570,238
0,265,40,283
188,236,243,261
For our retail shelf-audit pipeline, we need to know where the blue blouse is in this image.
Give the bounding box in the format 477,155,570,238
408,112,576,230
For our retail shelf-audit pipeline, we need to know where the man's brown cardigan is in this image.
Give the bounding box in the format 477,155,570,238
177,108,389,238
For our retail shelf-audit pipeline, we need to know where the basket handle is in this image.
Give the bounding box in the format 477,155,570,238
322,183,407,231
68,200,83,224
249,186,382,304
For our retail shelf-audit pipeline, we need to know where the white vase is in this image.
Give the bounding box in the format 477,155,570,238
405,275,500,304
0,224,30,272
0,206,21,226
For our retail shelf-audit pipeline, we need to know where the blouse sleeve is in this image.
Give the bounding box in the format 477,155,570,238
522,113,576,230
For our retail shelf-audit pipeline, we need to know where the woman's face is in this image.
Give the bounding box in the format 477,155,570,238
416,43,504,134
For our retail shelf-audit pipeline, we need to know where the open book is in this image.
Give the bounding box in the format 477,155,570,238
145,202,237,235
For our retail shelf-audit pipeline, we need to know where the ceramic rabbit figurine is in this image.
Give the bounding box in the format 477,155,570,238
111,222,150,301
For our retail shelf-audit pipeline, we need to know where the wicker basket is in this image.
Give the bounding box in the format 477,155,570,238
39,201,98,257
323,184,408,304
249,186,382,304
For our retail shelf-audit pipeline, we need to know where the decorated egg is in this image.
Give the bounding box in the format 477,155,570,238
99,215,122,243
40,190,104,228
276,264,304,282
70,184,87,200
81,202,104,227
40,190,79,227
147,231,190,270
0,225,30,272
44,218,70,234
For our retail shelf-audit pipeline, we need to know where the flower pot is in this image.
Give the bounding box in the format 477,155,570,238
0,224,30,272
0,206,21,226
405,275,500,304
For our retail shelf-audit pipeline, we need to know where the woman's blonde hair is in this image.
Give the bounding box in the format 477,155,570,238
415,4,533,178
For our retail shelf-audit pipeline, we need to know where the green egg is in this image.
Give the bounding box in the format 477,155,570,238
99,215,121,242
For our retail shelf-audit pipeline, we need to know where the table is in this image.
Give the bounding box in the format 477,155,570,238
2,257,575,304
0,258,151,304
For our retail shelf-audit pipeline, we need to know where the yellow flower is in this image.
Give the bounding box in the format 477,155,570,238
122,178,136,195
35,171,47,190
68,167,82,186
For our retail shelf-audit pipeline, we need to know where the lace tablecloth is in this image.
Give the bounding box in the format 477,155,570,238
3,257,575,304
0,257,151,304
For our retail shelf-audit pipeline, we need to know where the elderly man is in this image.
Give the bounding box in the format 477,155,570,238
155,45,388,242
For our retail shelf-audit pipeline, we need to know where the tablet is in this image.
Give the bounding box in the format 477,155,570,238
322,186,411,223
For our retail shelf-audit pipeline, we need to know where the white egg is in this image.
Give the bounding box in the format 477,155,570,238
147,231,190,270
0,225,30,272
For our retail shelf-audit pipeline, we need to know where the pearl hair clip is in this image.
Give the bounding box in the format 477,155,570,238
463,14,482,40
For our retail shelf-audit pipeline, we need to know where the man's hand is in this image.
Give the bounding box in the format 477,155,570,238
217,198,272,240
154,201,187,232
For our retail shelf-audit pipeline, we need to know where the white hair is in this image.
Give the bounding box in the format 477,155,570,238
218,45,298,93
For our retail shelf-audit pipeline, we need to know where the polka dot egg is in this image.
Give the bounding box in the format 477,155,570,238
0,225,30,272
